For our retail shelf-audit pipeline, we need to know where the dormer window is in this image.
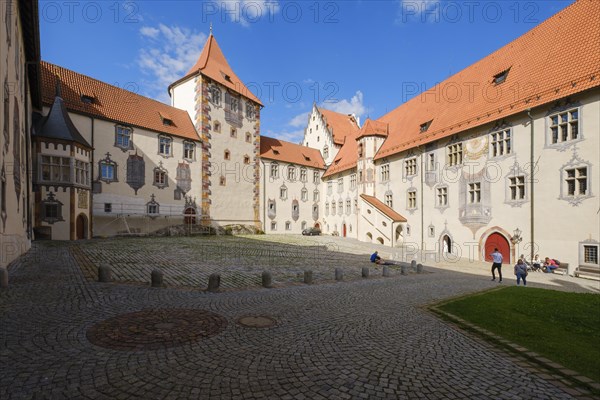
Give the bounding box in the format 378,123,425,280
493,68,510,85
273,149,280,155
420,120,433,133
162,118,173,126
81,95,95,104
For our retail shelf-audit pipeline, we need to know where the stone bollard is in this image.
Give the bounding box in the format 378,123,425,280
151,269,163,288
335,268,344,281
262,271,273,288
362,267,369,278
417,263,424,274
401,264,408,275
0,268,8,289
208,273,221,292
411,260,417,272
98,264,112,283
383,266,390,277
304,270,313,284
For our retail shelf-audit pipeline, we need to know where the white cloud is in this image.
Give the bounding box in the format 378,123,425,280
288,112,310,128
137,24,207,102
267,129,305,145
321,91,367,119
140,26,160,39
218,1,281,27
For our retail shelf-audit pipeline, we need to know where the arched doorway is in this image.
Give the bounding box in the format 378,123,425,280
184,207,197,225
484,232,510,263
395,225,404,246
342,223,347,237
442,235,451,254
76,214,87,240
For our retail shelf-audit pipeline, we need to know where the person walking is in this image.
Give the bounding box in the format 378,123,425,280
514,259,528,286
490,248,503,282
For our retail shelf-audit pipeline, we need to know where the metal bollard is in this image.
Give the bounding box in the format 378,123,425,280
411,260,417,271
208,273,221,292
304,270,313,284
335,268,344,281
417,263,424,274
98,264,112,283
362,267,369,278
401,264,408,275
151,269,164,288
262,271,273,288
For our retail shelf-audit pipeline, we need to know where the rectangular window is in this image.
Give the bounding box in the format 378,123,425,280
565,167,588,196
271,221,277,231
159,136,172,156
437,187,447,206
468,182,481,203
427,153,435,171
100,163,114,181
350,173,357,189
115,126,131,149
337,178,344,193
280,187,287,199
491,129,511,157
550,108,579,144
327,181,332,195
41,156,71,183
346,199,351,213
509,176,525,200
404,159,417,176
407,191,416,209
154,170,167,186
584,245,598,264
287,167,296,181
300,169,307,182
104,203,112,213
285,221,291,231
385,194,393,208
301,190,308,201
75,160,90,186
147,204,159,215
313,191,319,201
270,164,279,179
447,143,463,166
184,142,195,160
381,164,390,181
313,171,320,184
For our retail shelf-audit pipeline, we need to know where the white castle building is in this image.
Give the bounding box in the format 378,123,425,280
1,0,598,278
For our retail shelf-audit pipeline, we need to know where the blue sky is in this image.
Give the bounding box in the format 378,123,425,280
40,0,574,143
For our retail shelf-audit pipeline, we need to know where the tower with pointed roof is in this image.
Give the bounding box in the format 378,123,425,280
169,33,263,229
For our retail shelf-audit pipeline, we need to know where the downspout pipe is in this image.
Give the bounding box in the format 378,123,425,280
420,147,424,261
527,109,535,268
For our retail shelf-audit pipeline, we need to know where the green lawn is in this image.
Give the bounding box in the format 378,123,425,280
438,287,600,382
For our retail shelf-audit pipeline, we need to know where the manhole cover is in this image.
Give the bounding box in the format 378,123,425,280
87,309,227,351
237,315,277,328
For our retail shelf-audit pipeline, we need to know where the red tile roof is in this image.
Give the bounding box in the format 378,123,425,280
375,0,600,160
260,136,326,169
170,34,262,106
356,119,388,140
317,107,360,145
40,62,200,142
322,129,360,178
360,194,407,222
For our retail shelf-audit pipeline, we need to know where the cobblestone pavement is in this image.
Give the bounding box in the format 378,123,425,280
1,238,598,399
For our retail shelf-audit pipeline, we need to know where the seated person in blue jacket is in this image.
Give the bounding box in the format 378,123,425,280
370,251,386,265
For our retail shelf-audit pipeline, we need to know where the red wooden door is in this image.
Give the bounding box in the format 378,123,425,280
342,224,347,237
484,232,510,263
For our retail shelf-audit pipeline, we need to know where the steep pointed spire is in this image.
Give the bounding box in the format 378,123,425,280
169,34,262,105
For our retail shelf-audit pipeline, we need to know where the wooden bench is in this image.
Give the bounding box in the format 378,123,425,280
575,265,600,281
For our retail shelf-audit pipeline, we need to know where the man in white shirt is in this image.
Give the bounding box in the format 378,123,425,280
490,248,503,282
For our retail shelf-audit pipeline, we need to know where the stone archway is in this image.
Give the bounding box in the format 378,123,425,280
484,232,510,263
442,235,452,254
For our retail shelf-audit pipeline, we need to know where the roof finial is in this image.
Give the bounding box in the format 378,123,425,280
55,73,62,98
210,22,213,36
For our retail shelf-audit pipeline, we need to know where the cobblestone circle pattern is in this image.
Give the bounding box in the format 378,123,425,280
86,309,228,351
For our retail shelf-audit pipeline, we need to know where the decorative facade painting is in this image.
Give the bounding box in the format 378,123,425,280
126,152,145,194
291,199,299,221
176,163,192,194
267,199,276,220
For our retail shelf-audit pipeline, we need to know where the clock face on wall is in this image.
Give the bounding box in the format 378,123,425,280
465,136,489,161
